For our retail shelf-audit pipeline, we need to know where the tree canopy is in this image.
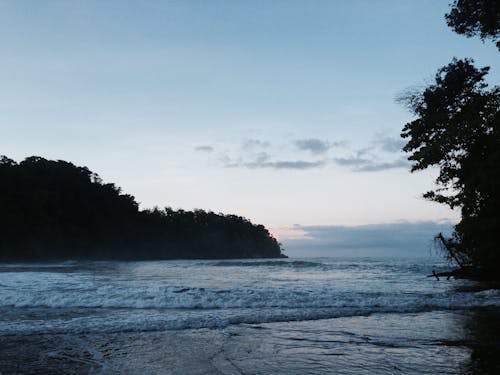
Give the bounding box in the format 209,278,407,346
400,0,500,279
400,59,499,277
0,156,285,261
446,0,500,49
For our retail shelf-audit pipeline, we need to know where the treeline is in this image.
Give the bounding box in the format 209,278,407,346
0,156,285,261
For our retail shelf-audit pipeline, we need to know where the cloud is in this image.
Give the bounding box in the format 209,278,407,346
195,145,214,152
204,134,408,172
333,156,410,172
376,135,406,153
258,160,326,169
242,138,270,150
293,138,345,155
224,152,326,170
330,133,409,172
334,156,372,168
294,138,332,154
354,146,374,157
355,158,411,172
280,220,455,257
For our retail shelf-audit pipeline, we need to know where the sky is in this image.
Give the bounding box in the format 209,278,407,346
1,1,498,256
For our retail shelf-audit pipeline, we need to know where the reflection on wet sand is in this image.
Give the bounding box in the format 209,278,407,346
1,309,498,374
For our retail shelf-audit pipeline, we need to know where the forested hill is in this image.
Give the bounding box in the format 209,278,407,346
0,156,286,261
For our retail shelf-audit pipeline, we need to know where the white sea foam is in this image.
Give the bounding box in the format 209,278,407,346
1,281,499,310
0,258,498,334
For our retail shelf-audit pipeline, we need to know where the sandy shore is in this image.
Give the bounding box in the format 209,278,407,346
1,310,499,374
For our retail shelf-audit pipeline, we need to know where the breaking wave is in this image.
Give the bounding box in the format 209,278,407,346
1,258,498,335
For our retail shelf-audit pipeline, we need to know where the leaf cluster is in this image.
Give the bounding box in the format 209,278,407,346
400,58,500,274
401,59,499,210
446,0,500,49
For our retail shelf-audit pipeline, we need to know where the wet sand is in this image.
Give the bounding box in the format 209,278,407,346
1,309,499,374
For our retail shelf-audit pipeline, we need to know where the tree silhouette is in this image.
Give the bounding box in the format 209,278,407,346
446,0,500,49
400,1,499,279
0,156,285,261
400,59,499,276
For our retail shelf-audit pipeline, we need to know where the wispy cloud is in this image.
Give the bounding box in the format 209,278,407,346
355,158,410,172
195,145,214,152
293,138,341,155
375,135,406,153
331,132,410,172
200,133,409,172
257,160,326,170
334,156,372,168
242,138,270,150
333,156,410,172
224,152,326,170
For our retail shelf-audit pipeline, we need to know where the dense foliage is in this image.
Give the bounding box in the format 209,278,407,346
400,59,499,277
0,156,285,261
446,0,500,49
400,1,500,279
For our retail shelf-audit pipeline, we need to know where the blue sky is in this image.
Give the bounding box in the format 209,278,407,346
1,1,498,255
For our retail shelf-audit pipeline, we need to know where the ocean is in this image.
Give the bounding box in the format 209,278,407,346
1,257,499,374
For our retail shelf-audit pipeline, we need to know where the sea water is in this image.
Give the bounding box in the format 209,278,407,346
0,257,499,373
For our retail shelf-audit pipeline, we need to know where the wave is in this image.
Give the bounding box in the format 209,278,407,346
206,260,449,276
209,260,326,268
0,258,495,335
1,278,498,310
1,302,498,336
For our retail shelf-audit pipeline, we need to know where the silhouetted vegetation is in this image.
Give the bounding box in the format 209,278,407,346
0,156,285,261
446,0,500,49
400,3,499,280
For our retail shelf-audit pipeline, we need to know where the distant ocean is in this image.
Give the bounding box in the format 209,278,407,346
1,257,499,374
